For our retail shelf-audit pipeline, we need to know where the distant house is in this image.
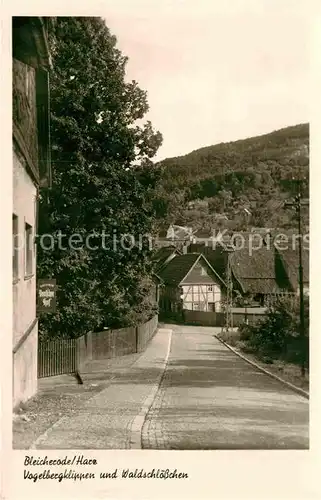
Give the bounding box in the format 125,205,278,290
166,224,193,242
229,247,291,305
158,253,226,313
160,229,309,309
153,225,195,251
191,228,215,245
189,240,306,306
155,235,177,249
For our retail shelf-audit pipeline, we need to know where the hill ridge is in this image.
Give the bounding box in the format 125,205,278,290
155,123,309,231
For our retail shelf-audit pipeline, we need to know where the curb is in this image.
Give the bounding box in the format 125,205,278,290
129,328,173,449
215,335,309,400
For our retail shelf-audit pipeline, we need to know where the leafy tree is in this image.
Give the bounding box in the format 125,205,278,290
38,17,162,339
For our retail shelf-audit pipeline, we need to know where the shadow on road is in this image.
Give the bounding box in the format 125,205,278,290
109,351,302,395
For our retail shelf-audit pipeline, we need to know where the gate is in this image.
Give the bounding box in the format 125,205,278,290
38,338,77,378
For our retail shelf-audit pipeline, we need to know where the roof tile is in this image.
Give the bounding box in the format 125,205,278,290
158,254,200,286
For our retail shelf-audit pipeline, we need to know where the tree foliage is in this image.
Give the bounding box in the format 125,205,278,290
239,295,309,366
38,17,163,339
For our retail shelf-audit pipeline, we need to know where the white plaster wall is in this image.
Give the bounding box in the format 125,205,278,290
13,322,38,408
12,148,38,406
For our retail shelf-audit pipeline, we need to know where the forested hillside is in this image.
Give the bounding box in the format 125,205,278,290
155,124,309,231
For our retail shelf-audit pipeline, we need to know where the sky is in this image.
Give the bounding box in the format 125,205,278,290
103,0,310,161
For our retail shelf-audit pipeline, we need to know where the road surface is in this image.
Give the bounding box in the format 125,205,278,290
29,325,308,450
142,325,309,449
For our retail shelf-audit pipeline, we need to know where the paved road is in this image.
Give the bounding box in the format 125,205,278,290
29,325,308,450
142,325,309,449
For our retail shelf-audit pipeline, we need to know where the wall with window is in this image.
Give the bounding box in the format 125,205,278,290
13,147,37,346
12,17,51,408
13,147,38,407
181,284,222,312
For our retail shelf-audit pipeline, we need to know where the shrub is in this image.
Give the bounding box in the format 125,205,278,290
238,322,252,341
240,295,309,367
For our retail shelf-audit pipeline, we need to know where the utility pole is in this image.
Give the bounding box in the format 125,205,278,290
222,244,234,332
284,178,309,377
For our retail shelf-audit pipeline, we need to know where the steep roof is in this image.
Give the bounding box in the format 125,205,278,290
268,230,309,289
230,246,290,294
189,243,228,280
187,236,308,295
277,247,309,290
152,246,178,271
152,272,163,284
232,277,282,295
158,253,226,287
231,247,275,279
193,228,213,239
158,254,200,286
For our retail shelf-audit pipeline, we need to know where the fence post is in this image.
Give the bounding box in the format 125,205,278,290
76,337,79,372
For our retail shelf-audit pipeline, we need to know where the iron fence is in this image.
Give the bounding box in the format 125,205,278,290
38,338,77,378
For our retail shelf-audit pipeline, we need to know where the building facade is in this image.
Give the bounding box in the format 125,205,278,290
12,17,51,408
158,253,226,315
180,259,223,312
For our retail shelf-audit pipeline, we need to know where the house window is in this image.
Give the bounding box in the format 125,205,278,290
13,214,19,280
208,285,213,292
25,222,33,277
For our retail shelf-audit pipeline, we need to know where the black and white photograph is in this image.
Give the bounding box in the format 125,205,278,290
11,4,310,456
